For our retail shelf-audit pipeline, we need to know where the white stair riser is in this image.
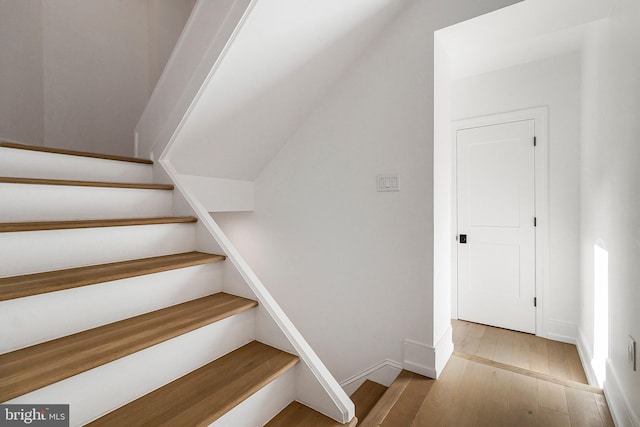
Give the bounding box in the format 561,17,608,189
0,264,223,353
212,368,295,427
0,183,173,221
8,310,256,427
0,223,196,277
0,147,153,183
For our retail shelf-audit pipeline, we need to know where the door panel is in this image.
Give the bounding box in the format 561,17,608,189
457,120,535,334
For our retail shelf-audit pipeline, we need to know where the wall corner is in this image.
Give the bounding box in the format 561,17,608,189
403,326,453,379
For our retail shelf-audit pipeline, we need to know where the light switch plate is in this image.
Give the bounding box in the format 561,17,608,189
377,174,399,192
629,335,637,371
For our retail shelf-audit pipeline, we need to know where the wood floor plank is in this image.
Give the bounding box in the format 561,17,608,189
384,322,612,427
0,293,257,402
547,339,572,381
476,326,499,360
538,407,572,427
565,387,605,427
358,370,413,427
460,334,482,355
0,251,225,301
564,343,589,384
475,364,512,426
452,319,471,349
538,379,569,413
508,371,539,426
453,351,603,394
511,331,533,370
593,393,615,427
493,327,516,365
89,341,297,427
469,322,487,339
443,359,489,426
530,335,551,375
266,401,357,427
0,141,153,164
381,373,434,427
0,176,172,190
0,216,197,232
351,380,387,422
411,355,468,427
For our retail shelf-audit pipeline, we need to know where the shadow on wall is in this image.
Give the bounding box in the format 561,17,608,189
171,0,410,181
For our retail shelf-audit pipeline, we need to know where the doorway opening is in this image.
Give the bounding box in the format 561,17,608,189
450,108,548,336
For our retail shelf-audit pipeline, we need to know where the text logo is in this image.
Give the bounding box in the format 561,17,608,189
0,405,69,426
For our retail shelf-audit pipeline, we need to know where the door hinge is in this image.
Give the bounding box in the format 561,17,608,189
534,217,537,227
534,136,537,147
534,297,537,307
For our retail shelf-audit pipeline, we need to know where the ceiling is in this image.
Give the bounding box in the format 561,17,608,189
171,0,613,180
437,0,612,79
171,0,406,180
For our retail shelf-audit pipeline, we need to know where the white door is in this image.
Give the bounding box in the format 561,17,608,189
457,120,536,334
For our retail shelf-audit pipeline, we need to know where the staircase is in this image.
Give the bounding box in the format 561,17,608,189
0,142,353,426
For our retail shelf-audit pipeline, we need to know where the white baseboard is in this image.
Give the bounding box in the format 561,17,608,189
604,361,640,427
576,328,599,386
404,326,454,380
546,319,577,344
340,360,403,396
578,329,639,427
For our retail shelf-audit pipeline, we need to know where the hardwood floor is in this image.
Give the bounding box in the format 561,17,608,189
362,320,614,426
452,319,588,384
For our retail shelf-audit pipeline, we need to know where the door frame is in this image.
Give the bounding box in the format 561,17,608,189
451,107,549,338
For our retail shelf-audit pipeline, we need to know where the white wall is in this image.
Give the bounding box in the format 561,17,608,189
451,53,582,343
0,0,44,146
41,0,149,156
171,0,409,181
212,0,520,383
147,0,196,92
0,0,194,156
580,1,640,424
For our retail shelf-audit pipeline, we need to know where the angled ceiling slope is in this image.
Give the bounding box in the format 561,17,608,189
171,0,406,181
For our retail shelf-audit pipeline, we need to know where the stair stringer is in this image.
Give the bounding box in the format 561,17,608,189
159,160,355,424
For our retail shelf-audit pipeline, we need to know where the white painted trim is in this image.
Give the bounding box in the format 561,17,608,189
159,161,354,424
403,325,453,379
136,0,257,158
340,359,403,396
578,329,639,426
451,107,550,339
404,338,436,379
435,325,455,377
604,361,640,427
546,319,578,345
577,328,599,387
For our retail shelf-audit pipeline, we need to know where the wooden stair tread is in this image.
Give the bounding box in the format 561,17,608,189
351,380,388,422
0,176,173,190
266,401,357,427
0,141,153,164
0,251,225,301
0,216,197,232
88,341,298,426
358,370,415,427
0,293,258,402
